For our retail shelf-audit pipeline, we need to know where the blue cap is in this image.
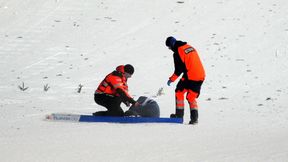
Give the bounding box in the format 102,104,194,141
165,36,176,48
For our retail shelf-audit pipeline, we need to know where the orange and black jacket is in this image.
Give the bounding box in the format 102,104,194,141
96,65,136,105
169,41,205,82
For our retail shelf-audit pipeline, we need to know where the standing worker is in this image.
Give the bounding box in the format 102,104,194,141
166,36,205,124
93,64,139,116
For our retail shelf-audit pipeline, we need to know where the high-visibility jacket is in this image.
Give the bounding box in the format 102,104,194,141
96,65,135,104
169,41,205,82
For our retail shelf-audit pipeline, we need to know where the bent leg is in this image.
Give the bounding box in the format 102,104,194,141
186,90,199,124
186,90,199,109
94,94,124,116
174,89,187,118
172,80,187,118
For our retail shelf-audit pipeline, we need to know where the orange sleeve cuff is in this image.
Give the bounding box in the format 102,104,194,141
169,74,178,82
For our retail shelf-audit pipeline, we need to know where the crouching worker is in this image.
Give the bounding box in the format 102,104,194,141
93,64,140,116
124,96,160,117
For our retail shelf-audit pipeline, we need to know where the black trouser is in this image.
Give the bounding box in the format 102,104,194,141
176,79,203,97
94,93,124,116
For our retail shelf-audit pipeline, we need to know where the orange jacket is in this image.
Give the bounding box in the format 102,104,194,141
169,42,205,82
96,65,135,104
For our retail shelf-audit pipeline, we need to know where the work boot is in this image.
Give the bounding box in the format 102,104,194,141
170,109,184,118
92,111,107,116
189,109,198,124
170,114,178,118
189,119,198,125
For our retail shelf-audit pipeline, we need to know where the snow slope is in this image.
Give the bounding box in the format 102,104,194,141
1,0,288,161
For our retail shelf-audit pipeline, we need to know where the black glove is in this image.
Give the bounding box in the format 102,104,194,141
124,101,130,107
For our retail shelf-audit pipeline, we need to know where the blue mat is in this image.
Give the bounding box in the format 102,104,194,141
47,113,183,124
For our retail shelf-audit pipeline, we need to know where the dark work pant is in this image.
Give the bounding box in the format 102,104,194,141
94,93,124,116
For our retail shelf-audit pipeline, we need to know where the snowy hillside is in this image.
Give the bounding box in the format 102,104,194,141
1,0,288,161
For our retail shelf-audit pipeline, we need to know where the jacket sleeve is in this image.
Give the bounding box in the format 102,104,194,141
116,88,136,104
169,52,185,82
109,75,136,104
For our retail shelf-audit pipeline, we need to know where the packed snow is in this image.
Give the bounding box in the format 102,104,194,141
1,0,288,161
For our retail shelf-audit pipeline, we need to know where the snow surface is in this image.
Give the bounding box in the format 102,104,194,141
1,0,288,161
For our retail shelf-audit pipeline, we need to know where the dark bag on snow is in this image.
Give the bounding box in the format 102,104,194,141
125,96,160,117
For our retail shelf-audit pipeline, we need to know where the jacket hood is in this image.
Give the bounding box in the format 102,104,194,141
172,41,187,52
116,65,125,73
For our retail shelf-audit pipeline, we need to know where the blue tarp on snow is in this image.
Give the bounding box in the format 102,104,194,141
47,113,183,124
79,115,183,123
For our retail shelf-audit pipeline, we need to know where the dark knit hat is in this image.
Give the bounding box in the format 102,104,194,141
124,64,134,75
165,36,176,48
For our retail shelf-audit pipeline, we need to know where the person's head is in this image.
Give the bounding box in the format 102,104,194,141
124,64,134,78
165,36,177,50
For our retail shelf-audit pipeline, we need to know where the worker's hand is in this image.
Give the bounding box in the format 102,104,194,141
124,101,131,107
167,80,173,86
